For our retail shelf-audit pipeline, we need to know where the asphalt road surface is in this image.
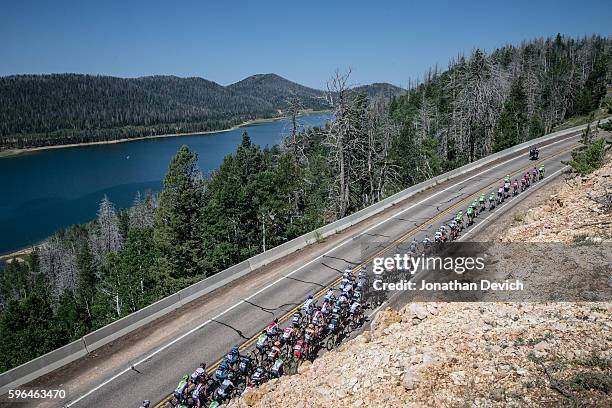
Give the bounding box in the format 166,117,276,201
11,131,582,408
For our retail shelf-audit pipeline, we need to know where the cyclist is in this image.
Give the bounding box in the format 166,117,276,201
466,206,474,225
225,346,241,370
350,300,362,321
512,178,519,196
291,311,302,327
532,167,538,182
302,295,315,315
312,306,325,332
524,172,531,187
265,319,280,338
504,174,510,183
520,176,527,191
434,230,443,243
270,358,285,378
449,220,458,240
281,325,296,346
189,363,207,384
471,199,479,216
422,235,432,248
323,287,336,303
538,164,545,180
503,179,511,198
488,191,496,210
267,340,282,363
140,401,151,408
497,186,504,203
439,225,448,241
214,362,230,382
255,330,270,353
191,383,208,408
249,366,267,387
174,374,190,403
479,193,486,211
455,211,464,230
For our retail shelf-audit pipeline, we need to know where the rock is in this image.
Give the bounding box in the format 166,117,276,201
298,360,312,374
406,303,430,320
402,369,419,390
533,341,549,351
516,368,528,376
450,371,466,385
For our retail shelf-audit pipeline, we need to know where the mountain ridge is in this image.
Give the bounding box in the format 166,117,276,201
0,72,400,150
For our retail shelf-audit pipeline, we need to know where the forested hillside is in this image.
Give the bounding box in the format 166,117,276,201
1,34,610,373
228,73,329,110
0,74,326,150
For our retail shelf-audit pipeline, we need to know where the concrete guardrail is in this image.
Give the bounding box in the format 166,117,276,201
1,118,607,395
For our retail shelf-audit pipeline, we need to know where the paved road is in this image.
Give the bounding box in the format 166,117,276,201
19,131,582,408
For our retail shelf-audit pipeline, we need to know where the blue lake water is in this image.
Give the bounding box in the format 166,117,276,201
0,112,332,254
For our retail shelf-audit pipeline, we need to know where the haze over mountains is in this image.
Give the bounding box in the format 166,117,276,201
0,73,404,150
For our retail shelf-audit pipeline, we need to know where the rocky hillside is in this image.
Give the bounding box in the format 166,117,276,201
502,156,612,243
228,158,612,408
230,302,610,407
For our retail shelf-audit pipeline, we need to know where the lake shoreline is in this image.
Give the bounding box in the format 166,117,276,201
0,109,331,158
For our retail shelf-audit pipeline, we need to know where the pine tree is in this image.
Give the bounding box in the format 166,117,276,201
493,77,528,152
154,145,205,279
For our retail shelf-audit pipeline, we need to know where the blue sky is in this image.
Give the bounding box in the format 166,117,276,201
1,0,610,89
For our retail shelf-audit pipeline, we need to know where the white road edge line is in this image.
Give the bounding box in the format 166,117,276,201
65,135,578,407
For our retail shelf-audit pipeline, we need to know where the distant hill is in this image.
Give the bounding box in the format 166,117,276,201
352,83,405,99
0,73,400,150
228,73,329,111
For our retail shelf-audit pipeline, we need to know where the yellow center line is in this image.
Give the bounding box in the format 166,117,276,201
154,144,573,407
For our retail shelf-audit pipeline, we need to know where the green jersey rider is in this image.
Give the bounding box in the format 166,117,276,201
466,206,474,223
504,174,510,183
471,199,479,215
479,193,486,209
488,192,496,207
455,210,463,228
538,164,545,179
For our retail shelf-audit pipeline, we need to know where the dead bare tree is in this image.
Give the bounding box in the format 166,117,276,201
325,68,357,218
89,195,124,265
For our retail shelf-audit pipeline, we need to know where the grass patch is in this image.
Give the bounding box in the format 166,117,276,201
565,372,612,394
576,354,611,370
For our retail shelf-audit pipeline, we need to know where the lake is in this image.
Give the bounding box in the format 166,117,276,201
0,112,332,255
